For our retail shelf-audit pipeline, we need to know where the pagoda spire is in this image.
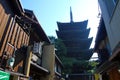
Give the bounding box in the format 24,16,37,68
70,6,73,22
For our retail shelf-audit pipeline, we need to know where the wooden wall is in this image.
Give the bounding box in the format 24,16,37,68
0,3,10,44
0,15,29,56
108,66,120,80
0,1,30,73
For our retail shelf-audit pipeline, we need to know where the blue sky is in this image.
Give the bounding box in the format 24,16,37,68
20,0,100,48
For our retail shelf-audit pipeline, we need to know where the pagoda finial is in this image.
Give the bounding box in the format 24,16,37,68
70,6,73,22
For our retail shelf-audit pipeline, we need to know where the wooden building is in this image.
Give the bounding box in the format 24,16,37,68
0,0,30,79
95,0,120,80
54,54,64,80
0,0,64,80
23,9,50,80
24,9,64,80
94,17,120,80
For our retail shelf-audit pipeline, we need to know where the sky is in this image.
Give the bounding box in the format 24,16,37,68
20,0,100,49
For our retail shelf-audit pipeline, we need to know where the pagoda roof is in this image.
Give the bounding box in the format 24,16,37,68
63,37,93,49
67,49,93,60
57,20,88,31
56,28,90,40
67,47,92,53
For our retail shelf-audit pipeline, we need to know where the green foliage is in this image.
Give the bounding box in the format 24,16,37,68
71,60,99,73
55,39,67,57
88,61,99,73
48,36,67,57
54,38,73,73
48,36,98,74
61,57,76,73
89,61,98,67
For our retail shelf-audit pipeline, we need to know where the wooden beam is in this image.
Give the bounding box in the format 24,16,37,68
24,46,32,77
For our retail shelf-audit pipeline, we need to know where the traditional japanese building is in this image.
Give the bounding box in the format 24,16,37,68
56,7,93,61
56,7,93,80
0,0,64,80
94,0,120,80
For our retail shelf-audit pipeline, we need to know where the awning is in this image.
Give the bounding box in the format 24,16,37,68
7,0,24,15
109,47,120,61
95,61,119,74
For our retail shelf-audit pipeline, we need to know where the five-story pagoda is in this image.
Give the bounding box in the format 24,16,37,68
56,7,93,61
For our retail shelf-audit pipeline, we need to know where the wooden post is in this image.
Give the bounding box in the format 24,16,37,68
24,46,32,77
41,44,55,80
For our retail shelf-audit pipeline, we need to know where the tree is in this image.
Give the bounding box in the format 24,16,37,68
55,39,67,57
48,36,98,74
48,36,73,73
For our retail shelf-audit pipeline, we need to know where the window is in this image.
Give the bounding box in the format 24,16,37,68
33,42,44,56
58,65,62,73
54,63,57,72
